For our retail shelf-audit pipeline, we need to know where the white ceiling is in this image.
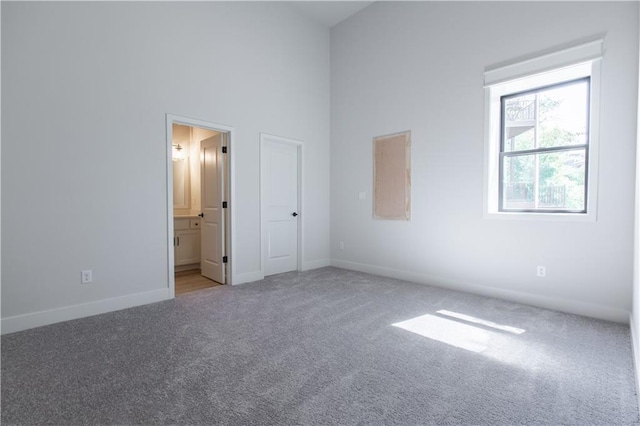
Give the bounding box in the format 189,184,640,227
286,1,374,28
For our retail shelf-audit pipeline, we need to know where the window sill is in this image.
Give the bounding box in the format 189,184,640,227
483,211,596,222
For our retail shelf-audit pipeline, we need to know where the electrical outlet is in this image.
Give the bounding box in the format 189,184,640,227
339,241,344,250
536,266,546,278
81,270,93,284
358,191,366,200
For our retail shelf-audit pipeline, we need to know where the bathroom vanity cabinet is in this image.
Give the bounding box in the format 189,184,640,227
174,217,201,267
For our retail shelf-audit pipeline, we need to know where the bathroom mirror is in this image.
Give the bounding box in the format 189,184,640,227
173,157,190,209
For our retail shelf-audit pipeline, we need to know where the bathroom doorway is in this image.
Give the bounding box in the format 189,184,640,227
166,115,234,296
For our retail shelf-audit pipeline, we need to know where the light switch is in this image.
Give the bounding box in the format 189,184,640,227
359,191,366,200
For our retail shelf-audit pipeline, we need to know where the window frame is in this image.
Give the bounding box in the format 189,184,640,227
498,76,591,214
483,40,602,222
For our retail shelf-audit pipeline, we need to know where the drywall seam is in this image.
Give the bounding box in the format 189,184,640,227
1,288,170,335
331,258,629,323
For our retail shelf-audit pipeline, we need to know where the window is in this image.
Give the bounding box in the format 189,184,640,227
500,77,590,212
484,40,602,220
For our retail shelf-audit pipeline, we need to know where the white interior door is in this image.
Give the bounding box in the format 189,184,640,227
200,134,225,284
262,139,299,276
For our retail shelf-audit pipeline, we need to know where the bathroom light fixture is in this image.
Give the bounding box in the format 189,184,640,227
172,144,184,161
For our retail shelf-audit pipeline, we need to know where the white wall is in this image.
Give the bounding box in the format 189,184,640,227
0,2,3,326
632,0,640,400
331,2,639,322
1,2,330,332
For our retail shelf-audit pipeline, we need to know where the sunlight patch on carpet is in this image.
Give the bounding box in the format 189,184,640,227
392,314,491,353
436,310,526,334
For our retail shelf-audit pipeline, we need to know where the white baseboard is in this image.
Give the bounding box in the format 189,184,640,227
1,288,171,335
175,263,200,273
630,313,640,408
302,258,331,271
233,271,264,285
331,258,629,323
232,260,330,285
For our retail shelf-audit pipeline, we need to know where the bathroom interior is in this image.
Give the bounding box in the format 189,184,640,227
172,123,227,295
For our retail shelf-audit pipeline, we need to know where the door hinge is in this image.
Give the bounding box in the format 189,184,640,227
222,146,228,154
222,201,228,208
222,256,228,264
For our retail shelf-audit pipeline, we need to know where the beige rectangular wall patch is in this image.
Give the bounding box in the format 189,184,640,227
373,131,411,220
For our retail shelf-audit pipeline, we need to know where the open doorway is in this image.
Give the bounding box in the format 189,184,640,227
166,115,234,296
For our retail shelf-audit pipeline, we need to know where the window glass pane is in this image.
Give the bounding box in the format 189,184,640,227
502,155,535,208
538,81,588,149
502,149,586,211
502,79,589,153
503,95,536,152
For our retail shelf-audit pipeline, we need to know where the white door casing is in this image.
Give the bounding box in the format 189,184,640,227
261,135,301,276
166,114,235,297
200,134,225,284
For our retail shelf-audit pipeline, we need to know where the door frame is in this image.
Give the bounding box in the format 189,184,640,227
259,133,304,277
166,114,235,297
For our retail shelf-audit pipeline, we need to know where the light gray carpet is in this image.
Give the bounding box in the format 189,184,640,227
2,267,638,425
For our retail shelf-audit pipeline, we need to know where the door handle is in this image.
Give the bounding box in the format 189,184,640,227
292,212,298,217
198,213,204,218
